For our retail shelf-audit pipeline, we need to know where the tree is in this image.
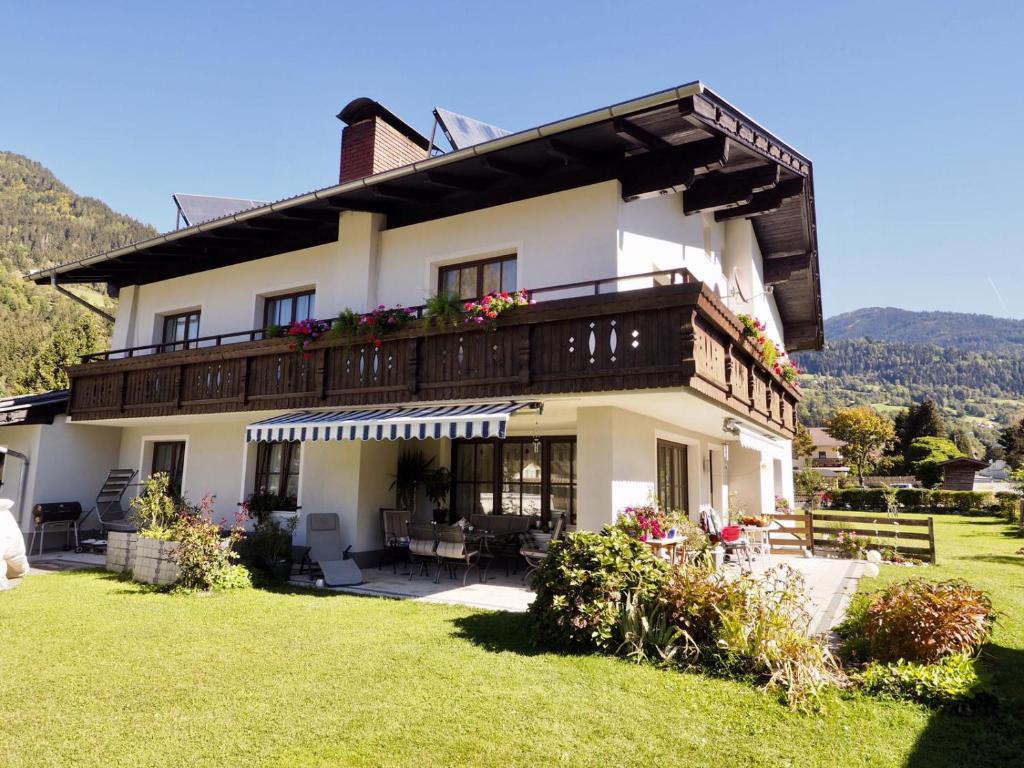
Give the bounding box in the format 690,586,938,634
826,406,896,486
895,398,947,458
999,417,1024,469
792,422,814,461
906,436,963,487
18,317,105,392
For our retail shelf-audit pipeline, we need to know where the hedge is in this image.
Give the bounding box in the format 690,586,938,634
830,488,1020,517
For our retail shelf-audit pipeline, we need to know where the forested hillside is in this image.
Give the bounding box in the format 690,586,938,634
796,308,1024,454
0,151,157,396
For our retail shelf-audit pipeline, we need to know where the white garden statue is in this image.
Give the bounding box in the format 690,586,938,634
0,498,29,590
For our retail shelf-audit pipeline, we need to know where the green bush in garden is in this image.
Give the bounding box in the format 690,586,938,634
529,528,669,652
852,654,985,707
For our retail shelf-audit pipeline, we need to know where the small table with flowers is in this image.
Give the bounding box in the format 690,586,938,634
644,535,687,566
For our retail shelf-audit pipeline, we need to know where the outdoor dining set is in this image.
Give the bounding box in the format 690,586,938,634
378,509,566,585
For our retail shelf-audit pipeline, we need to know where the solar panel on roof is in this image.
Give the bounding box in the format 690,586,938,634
172,193,268,227
433,107,511,150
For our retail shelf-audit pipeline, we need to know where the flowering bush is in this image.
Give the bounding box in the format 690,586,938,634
774,495,791,513
173,495,250,592
463,290,529,328
777,357,802,385
834,531,874,559
286,318,332,357
614,505,690,541
737,313,808,382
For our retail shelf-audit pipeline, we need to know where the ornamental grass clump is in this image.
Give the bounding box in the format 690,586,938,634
657,564,840,711
837,579,995,665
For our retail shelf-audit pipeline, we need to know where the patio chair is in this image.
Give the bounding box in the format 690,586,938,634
306,512,362,587
520,515,565,583
434,524,482,586
408,524,438,581
88,469,139,534
701,506,753,572
470,514,532,576
378,507,411,573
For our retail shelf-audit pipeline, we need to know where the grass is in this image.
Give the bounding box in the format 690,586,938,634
1,516,1022,768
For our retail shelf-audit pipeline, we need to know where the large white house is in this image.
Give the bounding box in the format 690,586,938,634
12,82,822,560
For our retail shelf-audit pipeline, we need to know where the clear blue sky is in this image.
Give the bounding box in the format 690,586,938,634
2,1,1022,319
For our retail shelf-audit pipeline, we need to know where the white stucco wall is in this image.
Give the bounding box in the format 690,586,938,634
0,417,121,534
721,219,785,348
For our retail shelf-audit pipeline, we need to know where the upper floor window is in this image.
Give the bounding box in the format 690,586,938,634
438,255,516,300
264,290,316,328
161,310,201,352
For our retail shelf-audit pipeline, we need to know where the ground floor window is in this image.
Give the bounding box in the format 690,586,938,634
452,437,576,525
657,439,689,515
151,441,186,497
253,441,301,507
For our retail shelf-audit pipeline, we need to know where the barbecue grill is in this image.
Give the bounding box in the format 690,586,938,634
29,502,83,555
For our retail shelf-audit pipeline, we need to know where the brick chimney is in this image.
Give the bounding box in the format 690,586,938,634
337,98,431,183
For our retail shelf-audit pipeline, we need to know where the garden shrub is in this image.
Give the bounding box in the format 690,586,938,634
173,495,250,592
530,528,669,652
895,487,932,511
994,491,1021,521
833,488,1000,515
852,653,984,707
658,564,840,710
906,437,963,487
837,579,995,664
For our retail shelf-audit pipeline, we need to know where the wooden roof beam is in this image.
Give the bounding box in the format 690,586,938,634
373,184,447,204
683,164,781,214
613,118,672,151
424,170,492,192
620,136,729,201
714,177,805,222
482,155,549,179
764,252,813,284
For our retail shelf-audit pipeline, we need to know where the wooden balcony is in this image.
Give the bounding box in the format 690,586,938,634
66,275,800,436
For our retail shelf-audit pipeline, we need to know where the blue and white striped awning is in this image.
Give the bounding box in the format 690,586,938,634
245,403,530,443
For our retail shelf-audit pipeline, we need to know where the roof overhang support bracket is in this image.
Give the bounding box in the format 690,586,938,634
50,276,115,323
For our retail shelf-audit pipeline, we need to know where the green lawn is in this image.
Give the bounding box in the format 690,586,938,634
1,516,1022,768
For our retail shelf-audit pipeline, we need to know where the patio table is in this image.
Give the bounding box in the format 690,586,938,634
644,535,687,566
740,525,773,564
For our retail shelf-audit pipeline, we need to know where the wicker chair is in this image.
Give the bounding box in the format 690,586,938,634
520,515,565,583
434,524,482,585
407,524,437,581
378,508,411,573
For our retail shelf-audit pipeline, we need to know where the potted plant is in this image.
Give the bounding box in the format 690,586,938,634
243,517,296,582
244,492,298,529
424,292,464,330
390,450,435,519
424,467,453,523
128,473,183,586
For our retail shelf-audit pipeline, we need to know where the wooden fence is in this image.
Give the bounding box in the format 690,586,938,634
809,512,936,564
767,511,937,563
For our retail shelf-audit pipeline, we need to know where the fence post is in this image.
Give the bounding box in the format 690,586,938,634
927,516,936,564
806,510,814,556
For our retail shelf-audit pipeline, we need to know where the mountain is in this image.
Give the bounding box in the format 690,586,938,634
0,151,157,396
826,307,1024,355
796,307,1024,455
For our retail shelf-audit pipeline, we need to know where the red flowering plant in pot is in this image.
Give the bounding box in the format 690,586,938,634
285,318,332,359
358,304,418,348
463,290,530,328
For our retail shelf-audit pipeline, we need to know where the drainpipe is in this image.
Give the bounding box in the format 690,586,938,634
50,275,116,323
0,446,31,531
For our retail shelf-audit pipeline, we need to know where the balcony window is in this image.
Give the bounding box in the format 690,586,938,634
253,441,301,507
264,290,316,329
161,310,201,352
452,437,576,525
439,255,516,300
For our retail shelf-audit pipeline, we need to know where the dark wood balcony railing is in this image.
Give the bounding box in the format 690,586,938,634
67,270,800,436
811,457,846,468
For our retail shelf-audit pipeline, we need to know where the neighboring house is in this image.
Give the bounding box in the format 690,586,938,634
796,427,849,478
938,457,990,491
21,82,822,561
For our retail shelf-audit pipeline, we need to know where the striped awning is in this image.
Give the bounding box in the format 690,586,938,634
245,403,530,443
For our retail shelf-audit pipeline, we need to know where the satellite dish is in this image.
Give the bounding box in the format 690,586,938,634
433,107,511,151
